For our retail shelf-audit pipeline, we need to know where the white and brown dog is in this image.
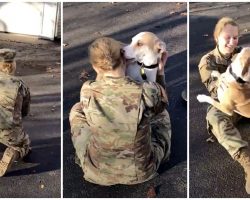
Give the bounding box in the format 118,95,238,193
123,32,167,82
197,47,250,118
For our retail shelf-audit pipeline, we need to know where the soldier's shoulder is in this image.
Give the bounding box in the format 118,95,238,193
81,80,96,89
199,50,216,69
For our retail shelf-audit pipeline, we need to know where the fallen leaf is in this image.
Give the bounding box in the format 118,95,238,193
147,186,157,198
63,43,68,47
206,136,215,143
180,12,187,16
95,31,102,36
79,70,90,81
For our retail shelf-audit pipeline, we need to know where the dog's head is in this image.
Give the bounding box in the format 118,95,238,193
231,47,250,83
123,32,166,66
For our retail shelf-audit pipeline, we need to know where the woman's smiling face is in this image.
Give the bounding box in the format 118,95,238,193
217,24,239,56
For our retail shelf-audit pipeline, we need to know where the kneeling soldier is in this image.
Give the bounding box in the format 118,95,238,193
0,48,31,176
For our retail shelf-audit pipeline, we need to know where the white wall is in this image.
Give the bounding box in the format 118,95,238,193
0,2,59,39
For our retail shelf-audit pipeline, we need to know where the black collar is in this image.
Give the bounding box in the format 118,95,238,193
137,62,158,80
229,65,247,84
137,61,158,69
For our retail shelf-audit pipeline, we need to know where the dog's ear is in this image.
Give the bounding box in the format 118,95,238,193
240,48,250,77
156,40,166,54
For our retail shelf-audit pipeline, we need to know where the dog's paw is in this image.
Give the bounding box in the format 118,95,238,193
197,94,210,103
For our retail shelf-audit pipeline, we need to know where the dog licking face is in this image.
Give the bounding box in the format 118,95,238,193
123,32,166,82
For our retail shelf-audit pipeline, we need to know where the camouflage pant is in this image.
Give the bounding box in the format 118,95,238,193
0,125,30,158
206,105,248,158
69,102,171,171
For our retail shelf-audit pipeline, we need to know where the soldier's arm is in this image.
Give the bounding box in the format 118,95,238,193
142,82,168,114
69,102,89,136
198,55,218,97
69,82,92,137
156,74,166,89
20,83,30,117
156,51,167,89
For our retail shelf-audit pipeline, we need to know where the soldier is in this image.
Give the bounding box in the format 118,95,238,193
0,48,31,176
69,37,171,185
198,17,250,193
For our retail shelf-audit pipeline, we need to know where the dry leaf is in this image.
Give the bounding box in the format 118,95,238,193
147,186,157,198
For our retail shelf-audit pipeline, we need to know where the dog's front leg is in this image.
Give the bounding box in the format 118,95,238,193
197,94,234,116
197,94,213,104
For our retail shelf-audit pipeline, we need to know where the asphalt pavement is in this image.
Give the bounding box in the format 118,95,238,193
189,2,250,198
0,33,61,198
63,2,187,198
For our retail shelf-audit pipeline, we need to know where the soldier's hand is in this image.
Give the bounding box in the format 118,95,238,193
158,51,168,75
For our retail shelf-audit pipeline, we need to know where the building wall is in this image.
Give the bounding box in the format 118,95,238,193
0,2,60,40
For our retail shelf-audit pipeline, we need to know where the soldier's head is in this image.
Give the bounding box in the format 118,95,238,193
0,48,16,75
88,37,125,74
214,17,239,56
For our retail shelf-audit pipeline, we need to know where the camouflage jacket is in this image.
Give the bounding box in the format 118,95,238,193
80,76,168,185
198,46,241,98
0,72,30,129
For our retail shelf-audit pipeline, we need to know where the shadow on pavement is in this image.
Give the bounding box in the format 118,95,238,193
1,137,60,176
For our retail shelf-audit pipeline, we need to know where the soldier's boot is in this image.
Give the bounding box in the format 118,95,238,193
235,148,250,194
0,147,19,177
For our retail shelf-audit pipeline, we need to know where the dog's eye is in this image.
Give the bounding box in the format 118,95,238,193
137,42,143,47
158,48,161,53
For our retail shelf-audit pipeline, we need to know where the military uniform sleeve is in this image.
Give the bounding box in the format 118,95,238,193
198,54,218,97
70,81,93,137
19,81,30,117
142,82,168,114
156,74,166,89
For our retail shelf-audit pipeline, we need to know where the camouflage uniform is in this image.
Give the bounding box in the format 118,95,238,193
198,46,248,158
0,49,30,158
69,76,171,185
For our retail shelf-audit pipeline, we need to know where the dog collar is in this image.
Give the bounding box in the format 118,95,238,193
137,61,158,69
229,65,247,84
138,62,158,80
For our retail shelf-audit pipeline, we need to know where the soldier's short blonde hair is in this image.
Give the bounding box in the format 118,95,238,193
0,61,16,75
214,17,239,43
88,37,124,71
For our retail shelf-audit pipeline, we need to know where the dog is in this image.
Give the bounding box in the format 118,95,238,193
197,47,250,118
123,32,167,82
